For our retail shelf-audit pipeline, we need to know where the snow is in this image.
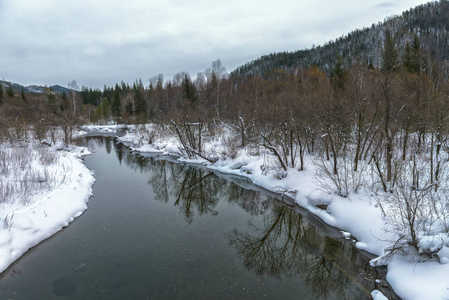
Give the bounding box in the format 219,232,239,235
25,86,44,94
341,231,351,239
0,143,95,274
387,255,449,300
371,290,389,300
326,194,393,255
418,233,449,255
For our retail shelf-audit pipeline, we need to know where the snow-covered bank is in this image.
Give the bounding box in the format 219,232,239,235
102,123,449,300
0,142,95,274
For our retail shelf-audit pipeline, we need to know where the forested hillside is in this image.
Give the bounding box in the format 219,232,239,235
0,80,72,95
234,0,449,78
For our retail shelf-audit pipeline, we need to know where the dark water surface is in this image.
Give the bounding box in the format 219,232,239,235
0,137,392,299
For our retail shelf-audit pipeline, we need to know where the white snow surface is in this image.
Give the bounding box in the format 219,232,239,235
109,124,449,300
0,144,95,274
371,290,389,300
387,255,449,300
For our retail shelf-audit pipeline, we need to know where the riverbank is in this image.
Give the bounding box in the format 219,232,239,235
0,141,95,274
102,123,448,300
1,123,447,299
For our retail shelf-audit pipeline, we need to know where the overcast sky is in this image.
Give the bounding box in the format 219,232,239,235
0,0,429,89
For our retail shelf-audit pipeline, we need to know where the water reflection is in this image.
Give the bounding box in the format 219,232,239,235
110,138,396,300
229,204,377,300
114,140,272,223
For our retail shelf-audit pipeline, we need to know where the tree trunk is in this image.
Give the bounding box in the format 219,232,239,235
354,112,362,172
384,76,393,183
402,122,409,161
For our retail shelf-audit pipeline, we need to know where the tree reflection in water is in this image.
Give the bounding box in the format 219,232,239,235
228,203,377,299
111,139,396,300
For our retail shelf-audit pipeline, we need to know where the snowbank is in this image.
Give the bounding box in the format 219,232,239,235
0,145,95,274
387,255,449,300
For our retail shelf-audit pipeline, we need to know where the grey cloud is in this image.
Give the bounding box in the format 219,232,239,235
375,2,395,8
0,0,429,89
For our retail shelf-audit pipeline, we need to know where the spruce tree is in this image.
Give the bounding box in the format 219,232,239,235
403,34,422,74
111,84,122,121
381,29,398,73
182,74,197,105
6,84,14,97
403,42,414,73
61,91,70,111
0,84,3,105
101,97,111,120
46,93,58,114
20,87,27,102
331,55,346,90
411,33,423,73
125,99,133,115
132,80,147,117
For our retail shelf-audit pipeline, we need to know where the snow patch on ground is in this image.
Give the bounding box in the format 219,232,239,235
371,290,389,300
387,255,449,300
0,145,95,274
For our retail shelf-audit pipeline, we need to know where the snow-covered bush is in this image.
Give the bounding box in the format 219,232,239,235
135,124,157,145
380,156,449,253
430,190,449,233
0,143,69,205
385,182,433,250
314,154,367,197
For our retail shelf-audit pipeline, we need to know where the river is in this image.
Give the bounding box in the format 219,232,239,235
0,137,396,299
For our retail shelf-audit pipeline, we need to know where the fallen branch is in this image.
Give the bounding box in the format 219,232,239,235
184,145,218,163
261,143,288,171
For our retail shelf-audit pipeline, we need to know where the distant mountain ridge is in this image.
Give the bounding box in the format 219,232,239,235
233,0,449,77
0,80,73,95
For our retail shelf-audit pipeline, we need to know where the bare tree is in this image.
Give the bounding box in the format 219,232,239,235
207,59,227,118
68,79,80,116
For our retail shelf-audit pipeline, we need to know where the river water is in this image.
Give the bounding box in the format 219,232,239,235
0,137,395,299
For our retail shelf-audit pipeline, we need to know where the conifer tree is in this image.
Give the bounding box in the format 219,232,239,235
46,93,58,114
0,84,3,105
331,55,346,89
111,84,122,121
411,33,423,72
125,99,133,115
61,91,70,111
182,74,197,105
20,87,27,102
132,80,147,117
381,29,398,74
101,97,111,120
6,84,14,98
403,42,413,72
403,33,422,74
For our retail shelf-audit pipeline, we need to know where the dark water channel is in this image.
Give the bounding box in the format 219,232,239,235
0,137,394,299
